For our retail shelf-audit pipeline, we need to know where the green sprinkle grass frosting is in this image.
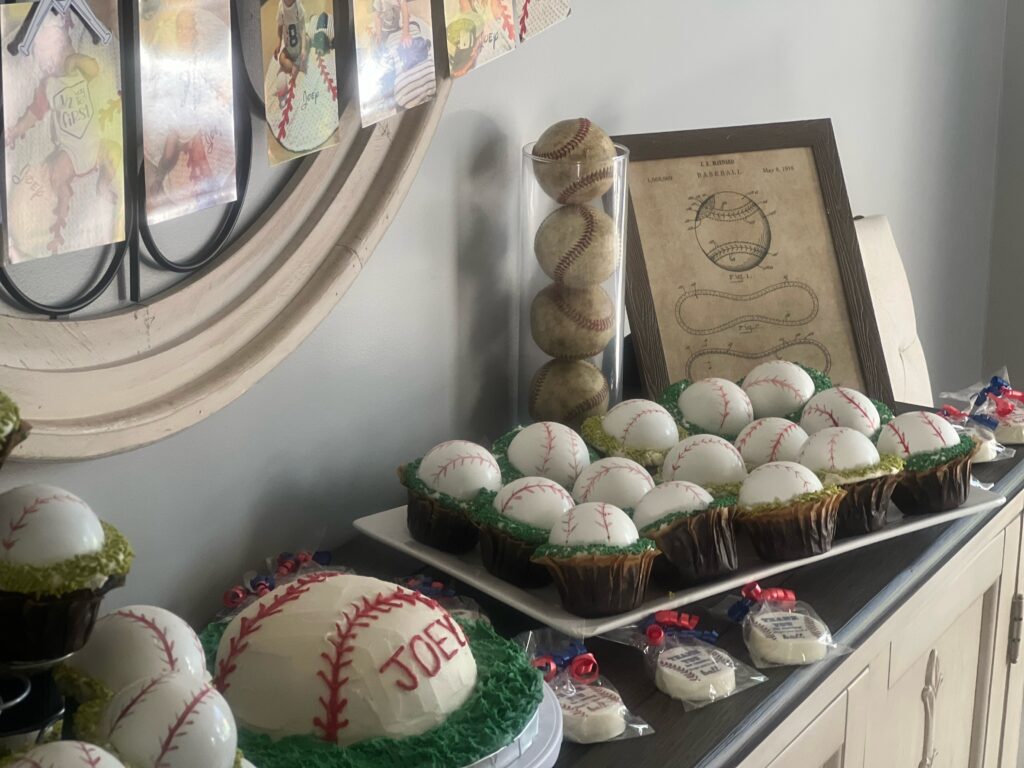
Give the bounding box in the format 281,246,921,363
467,490,549,546
580,415,684,469
738,486,845,517
52,662,113,705
638,495,734,537
0,389,19,442
199,618,543,768
0,522,133,598
904,433,976,473
813,454,904,483
533,538,657,560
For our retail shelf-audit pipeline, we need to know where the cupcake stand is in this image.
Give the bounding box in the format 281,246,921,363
355,484,1004,637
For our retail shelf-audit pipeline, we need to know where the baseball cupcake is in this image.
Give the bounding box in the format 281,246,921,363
571,457,655,511
533,502,658,617
734,418,809,468
399,440,502,554
798,427,904,536
877,411,977,515
581,399,683,471
800,387,893,438
741,360,828,418
734,462,846,561
470,476,575,588
660,377,754,440
492,421,591,489
633,482,738,586
0,484,133,663
0,389,28,471
661,434,747,498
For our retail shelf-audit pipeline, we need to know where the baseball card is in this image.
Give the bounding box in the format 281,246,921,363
261,0,340,165
1,0,125,263
139,0,238,225
512,0,570,42
443,0,516,78
353,0,436,127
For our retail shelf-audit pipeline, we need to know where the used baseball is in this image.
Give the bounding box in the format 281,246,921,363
800,387,880,437
529,360,610,428
531,284,614,360
535,205,618,288
601,399,678,451
734,418,809,468
571,457,655,509
506,422,590,488
876,411,959,457
677,378,754,439
742,361,816,418
532,118,616,204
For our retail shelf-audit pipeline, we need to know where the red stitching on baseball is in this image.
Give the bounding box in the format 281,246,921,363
826,431,841,469
557,167,613,205
564,376,609,423
537,422,556,474
568,429,583,477
674,482,708,505
578,461,652,501
215,572,340,691
430,453,498,484
518,0,530,39
735,420,766,453
553,206,596,283
595,503,614,540
317,53,338,100
669,436,741,474
917,412,949,446
768,423,798,461
276,74,297,141
11,758,44,768
560,507,577,540
77,742,103,767
775,464,814,493
114,609,178,672
836,388,877,429
154,684,214,767
498,1,515,43
744,376,802,400
2,493,86,552
529,366,550,409
619,406,665,444
110,676,168,734
804,404,839,427
886,423,911,454
551,288,613,334
500,481,572,513
536,118,592,161
710,380,731,432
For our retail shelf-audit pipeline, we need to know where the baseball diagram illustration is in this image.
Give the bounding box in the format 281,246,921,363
694,191,772,272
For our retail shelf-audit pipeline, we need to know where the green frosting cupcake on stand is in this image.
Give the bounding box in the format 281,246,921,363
581,398,684,474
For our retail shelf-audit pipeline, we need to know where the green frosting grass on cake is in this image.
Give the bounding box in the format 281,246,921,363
811,453,905,483
198,618,543,768
467,490,549,546
0,389,19,442
638,496,733,537
0,522,133,597
580,415,684,469
533,538,657,560
903,433,976,473
737,486,845,516
400,459,479,514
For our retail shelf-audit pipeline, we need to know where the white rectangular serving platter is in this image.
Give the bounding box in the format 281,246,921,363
354,486,1005,638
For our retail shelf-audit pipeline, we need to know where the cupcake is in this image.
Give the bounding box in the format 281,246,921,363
741,361,823,418
734,462,845,561
0,485,132,663
634,481,738,586
4,742,125,767
399,440,502,554
581,399,683,471
799,427,904,536
470,476,574,588
876,411,977,515
661,435,747,497
0,389,29,471
571,457,655,510
660,377,754,440
492,422,591,489
800,387,889,438
734,418,809,468
532,502,658,617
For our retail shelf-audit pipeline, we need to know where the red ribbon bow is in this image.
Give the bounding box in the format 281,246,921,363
743,581,796,604
532,655,558,682
570,653,599,684
222,586,247,608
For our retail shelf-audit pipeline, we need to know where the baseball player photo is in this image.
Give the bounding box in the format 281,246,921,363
1,0,125,263
443,0,516,78
353,0,436,127
138,0,237,225
261,0,340,165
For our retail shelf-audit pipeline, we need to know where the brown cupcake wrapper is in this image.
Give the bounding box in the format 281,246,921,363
891,450,975,516
834,473,900,538
736,492,845,562
647,506,739,588
0,575,125,664
0,420,30,472
532,550,658,618
478,525,552,589
404,488,479,554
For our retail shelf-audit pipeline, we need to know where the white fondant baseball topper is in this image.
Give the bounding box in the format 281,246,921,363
745,611,830,665
67,606,209,696
556,684,627,743
734,418,809,468
632,482,713,531
799,427,880,473
655,644,737,702
493,476,574,530
742,361,816,418
0,484,104,566
739,462,824,508
571,458,655,509
661,435,747,488
417,441,501,500
799,388,880,437
601,399,678,451
97,672,237,768
548,503,639,547
507,422,590,489
9,741,125,768
877,411,960,457
677,378,753,438
214,572,477,746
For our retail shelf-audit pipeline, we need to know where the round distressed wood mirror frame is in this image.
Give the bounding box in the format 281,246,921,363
0,83,450,461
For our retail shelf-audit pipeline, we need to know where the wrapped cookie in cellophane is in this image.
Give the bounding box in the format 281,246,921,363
516,628,652,744
728,583,850,668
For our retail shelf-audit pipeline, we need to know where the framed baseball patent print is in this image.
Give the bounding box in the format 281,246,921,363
615,119,893,405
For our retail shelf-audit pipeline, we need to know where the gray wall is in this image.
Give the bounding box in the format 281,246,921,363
1,0,1009,624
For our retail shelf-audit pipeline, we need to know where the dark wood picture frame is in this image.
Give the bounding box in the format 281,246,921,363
614,119,894,406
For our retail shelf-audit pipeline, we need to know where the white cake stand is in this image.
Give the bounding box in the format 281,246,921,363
465,683,562,768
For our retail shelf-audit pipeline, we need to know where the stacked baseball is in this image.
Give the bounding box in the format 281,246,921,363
527,118,622,429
